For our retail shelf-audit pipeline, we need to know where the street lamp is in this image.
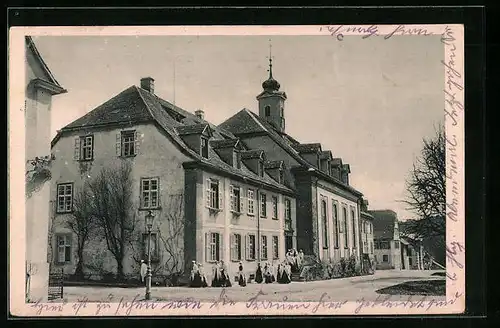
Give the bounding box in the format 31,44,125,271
145,210,155,300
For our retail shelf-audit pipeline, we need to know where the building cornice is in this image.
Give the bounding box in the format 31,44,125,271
183,160,295,197
29,78,67,95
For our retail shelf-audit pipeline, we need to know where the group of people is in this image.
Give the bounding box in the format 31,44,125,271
254,261,292,284
187,248,305,288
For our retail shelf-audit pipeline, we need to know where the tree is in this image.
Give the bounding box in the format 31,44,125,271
403,125,446,239
67,185,95,280
87,161,136,281
158,194,185,275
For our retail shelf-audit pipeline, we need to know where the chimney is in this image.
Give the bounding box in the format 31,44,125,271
140,77,155,94
195,110,205,120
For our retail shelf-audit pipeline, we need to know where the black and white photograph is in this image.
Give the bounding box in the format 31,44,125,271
9,24,465,316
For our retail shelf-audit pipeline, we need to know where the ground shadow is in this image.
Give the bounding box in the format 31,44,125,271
375,279,445,296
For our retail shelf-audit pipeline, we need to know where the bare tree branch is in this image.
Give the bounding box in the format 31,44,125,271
403,125,446,239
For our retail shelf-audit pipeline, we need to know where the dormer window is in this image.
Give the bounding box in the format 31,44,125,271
265,105,271,117
235,151,241,169
201,137,209,159
279,169,284,184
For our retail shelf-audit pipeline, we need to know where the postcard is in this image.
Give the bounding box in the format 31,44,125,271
8,24,465,316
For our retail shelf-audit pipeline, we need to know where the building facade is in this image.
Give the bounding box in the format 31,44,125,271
49,77,296,282
370,209,402,270
359,199,375,261
25,36,67,301
220,58,364,264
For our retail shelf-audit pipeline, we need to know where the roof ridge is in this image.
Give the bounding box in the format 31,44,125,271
26,36,62,87
135,86,157,122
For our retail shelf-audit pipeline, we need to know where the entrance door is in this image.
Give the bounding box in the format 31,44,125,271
285,235,293,253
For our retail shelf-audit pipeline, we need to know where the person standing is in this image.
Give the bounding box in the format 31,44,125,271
255,262,263,283
238,262,247,287
211,261,220,287
140,260,148,286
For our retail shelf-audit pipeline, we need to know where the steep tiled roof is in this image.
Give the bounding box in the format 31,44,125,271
220,108,363,196
210,139,240,149
175,123,211,136
241,149,264,159
292,143,322,154
370,210,398,240
264,160,284,169
54,84,291,193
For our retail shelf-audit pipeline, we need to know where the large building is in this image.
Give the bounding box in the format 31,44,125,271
370,209,402,270
359,199,375,262
25,36,67,301
49,76,296,283
49,57,365,282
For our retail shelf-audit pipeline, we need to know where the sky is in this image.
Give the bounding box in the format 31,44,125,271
32,34,444,220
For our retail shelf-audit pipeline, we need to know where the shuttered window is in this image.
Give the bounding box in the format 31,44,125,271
117,130,140,157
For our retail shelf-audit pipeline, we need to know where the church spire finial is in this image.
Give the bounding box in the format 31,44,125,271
268,41,273,78
262,39,280,91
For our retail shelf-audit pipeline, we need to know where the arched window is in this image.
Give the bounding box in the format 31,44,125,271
265,105,271,117
321,199,328,248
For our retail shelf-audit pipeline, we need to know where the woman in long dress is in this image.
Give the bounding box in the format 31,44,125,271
282,262,292,284
190,261,202,288
276,263,283,283
264,262,273,284
211,261,220,287
255,262,263,283
220,261,232,287
238,262,247,287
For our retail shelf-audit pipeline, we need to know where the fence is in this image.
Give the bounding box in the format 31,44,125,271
48,268,64,301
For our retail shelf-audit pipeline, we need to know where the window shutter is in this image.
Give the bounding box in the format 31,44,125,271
67,234,73,262
205,232,210,262
244,235,248,260
134,130,140,155
218,181,223,209
239,187,245,213
229,185,234,210
116,133,122,156
230,234,235,261
218,233,223,261
206,179,211,208
73,137,80,160
91,136,95,160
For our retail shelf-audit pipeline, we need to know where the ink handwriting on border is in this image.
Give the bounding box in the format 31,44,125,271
319,25,433,41
30,288,459,316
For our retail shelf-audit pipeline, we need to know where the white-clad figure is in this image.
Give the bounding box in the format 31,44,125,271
140,260,148,285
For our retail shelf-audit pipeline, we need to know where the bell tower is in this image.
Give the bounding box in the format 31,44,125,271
257,42,287,133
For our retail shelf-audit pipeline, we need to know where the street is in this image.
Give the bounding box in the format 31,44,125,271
62,270,445,303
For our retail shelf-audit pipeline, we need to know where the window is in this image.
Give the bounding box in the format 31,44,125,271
280,106,284,117
351,209,357,249
383,255,389,262
260,193,267,217
370,241,374,254
343,207,348,248
246,234,256,260
121,130,136,157
272,196,278,219
81,136,94,160
272,236,279,260
321,199,328,248
264,105,271,117
74,135,94,161
206,179,222,209
116,130,139,157
332,201,340,248
230,234,242,261
142,233,159,262
230,185,241,213
261,235,268,260
206,232,221,262
258,160,265,177
201,137,209,159
395,241,400,249
247,189,255,215
141,178,159,209
376,241,390,249
57,183,73,213
56,234,72,263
